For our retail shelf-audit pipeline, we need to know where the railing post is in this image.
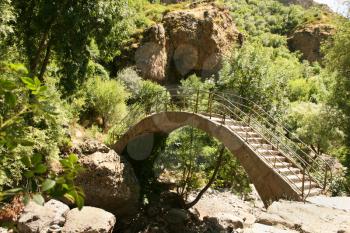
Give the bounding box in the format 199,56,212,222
301,168,305,200
156,92,159,113
207,92,212,119
165,91,168,112
195,89,200,113
323,165,328,191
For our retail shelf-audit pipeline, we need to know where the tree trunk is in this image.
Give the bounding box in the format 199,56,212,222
29,31,49,78
38,39,52,82
185,145,225,209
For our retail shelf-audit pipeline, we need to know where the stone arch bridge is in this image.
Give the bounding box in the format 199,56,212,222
111,89,331,206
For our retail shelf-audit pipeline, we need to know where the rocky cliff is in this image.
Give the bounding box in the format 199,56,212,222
135,3,242,83
288,23,335,62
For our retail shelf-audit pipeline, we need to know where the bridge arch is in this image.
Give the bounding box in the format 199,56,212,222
112,111,301,206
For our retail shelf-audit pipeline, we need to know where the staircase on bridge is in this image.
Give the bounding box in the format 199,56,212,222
110,88,332,201
207,115,322,198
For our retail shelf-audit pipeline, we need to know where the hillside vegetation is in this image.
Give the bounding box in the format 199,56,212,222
0,0,349,224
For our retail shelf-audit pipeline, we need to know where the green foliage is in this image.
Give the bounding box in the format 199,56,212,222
80,75,129,130
0,63,83,208
117,67,143,97
226,0,331,36
136,80,170,113
285,102,344,154
155,127,251,197
12,0,136,93
0,0,15,59
219,41,303,111
323,19,350,187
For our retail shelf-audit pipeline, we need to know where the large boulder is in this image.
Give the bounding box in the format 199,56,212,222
257,200,350,233
287,23,335,62
75,140,140,218
61,207,116,233
135,3,242,82
17,200,69,233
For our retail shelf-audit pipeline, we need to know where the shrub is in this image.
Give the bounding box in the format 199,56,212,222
82,76,129,130
116,67,143,98
0,62,83,209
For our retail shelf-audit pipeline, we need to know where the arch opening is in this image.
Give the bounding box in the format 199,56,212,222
113,111,302,207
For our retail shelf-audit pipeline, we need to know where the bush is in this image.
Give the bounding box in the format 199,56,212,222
116,67,143,98
0,62,83,209
82,76,129,130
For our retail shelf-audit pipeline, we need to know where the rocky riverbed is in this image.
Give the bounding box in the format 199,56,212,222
2,139,349,233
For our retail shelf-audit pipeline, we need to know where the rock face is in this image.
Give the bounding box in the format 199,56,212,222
288,23,335,62
135,3,242,82
17,200,69,233
258,200,350,233
74,140,140,218
61,207,116,233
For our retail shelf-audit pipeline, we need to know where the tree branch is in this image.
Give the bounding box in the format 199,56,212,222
185,145,225,209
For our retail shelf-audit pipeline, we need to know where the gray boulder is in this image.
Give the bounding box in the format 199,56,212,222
259,200,350,233
17,200,69,233
61,207,116,233
76,143,140,218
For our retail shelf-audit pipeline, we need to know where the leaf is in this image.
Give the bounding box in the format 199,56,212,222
41,179,56,192
24,171,34,178
31,154,42,165
68,154,79,164
4,188,23,195
34,77,41,87
34,164,47,174
21,156,31,167
63,193,75,203
55,177,66,184
67,188,85,209
4,91,17,107
32,193,45,206
19,139,35,146
20,77,36,90
23,193,30,205
0,80,16,90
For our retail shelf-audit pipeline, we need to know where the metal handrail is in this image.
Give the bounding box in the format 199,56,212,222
220,92,332,169
110,88,332,196
211,92,332,190
207,99,313,196
212,95,321,173
175,88,331,191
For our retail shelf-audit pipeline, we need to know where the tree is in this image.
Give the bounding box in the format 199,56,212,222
12,0,135,93
324,19,350,145
0,0,15,59
323,19,350,188
285,102,344,154
218,41,302,112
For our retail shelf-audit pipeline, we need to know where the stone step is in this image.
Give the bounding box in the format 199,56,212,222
263,155,288,163
276,167,301,175
236,131,260,138
230,125,254,132
306,188,322,197
257,149,280,156
294,181,319,190
246,137,266,144
250,143,273,150
273,162,292,168
286,174,305,182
